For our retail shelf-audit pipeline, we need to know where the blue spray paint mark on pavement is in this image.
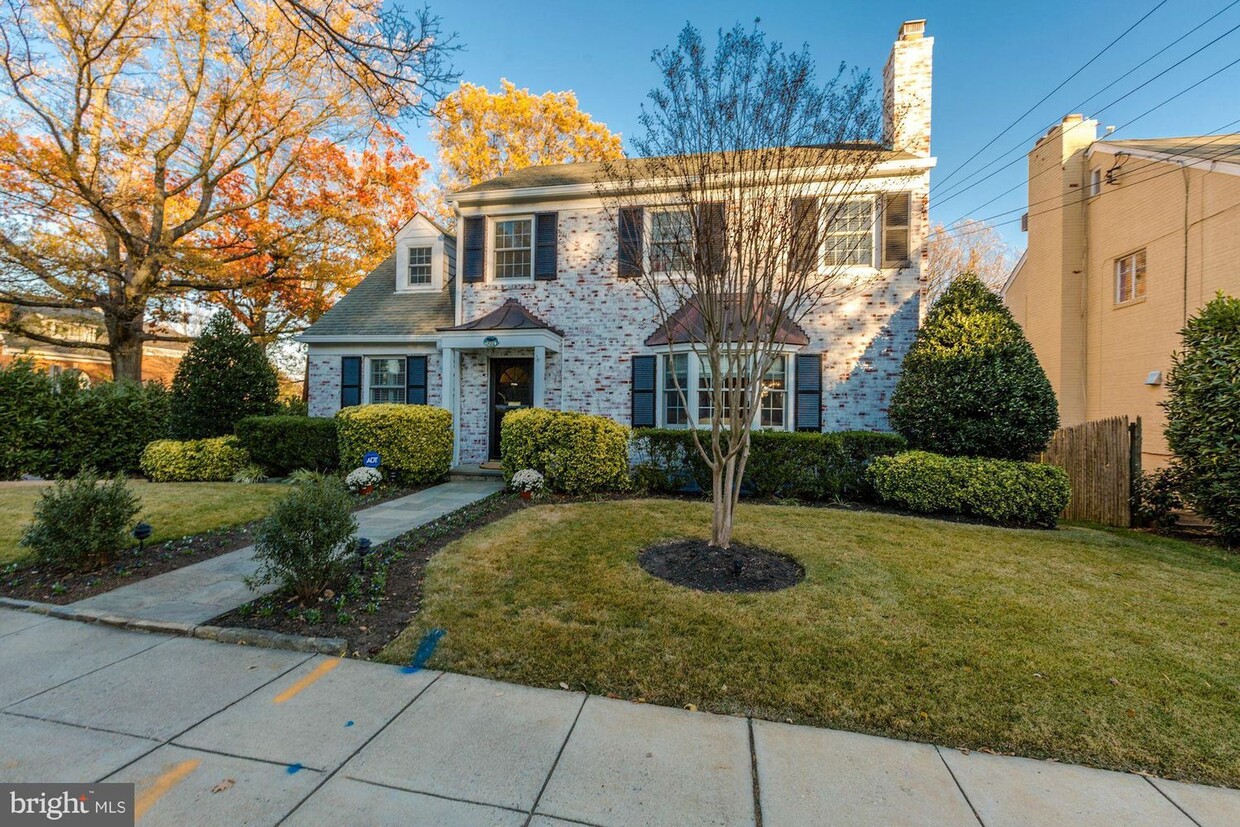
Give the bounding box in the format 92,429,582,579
345,720,354,727
401,628,446,673
286,763,304,775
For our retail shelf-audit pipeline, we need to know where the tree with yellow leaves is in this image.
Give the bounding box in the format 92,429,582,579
432,79,623,195
0,0,457,380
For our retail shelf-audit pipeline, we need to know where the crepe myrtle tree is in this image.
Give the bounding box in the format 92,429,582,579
596,23,899,548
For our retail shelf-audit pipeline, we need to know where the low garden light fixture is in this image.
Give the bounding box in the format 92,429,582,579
132,521,152,553
356,537,372,558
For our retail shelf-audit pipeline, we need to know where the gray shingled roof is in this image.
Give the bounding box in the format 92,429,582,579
1100,134,1240,164
454,144,917,195
301,255,453,338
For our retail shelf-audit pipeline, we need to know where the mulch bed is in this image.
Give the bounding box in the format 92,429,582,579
639,539,805,592
211,492,525,658
0,483,426,605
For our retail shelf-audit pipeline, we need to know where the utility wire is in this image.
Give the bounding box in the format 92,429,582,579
935,3,1240,208
931,0,1170,192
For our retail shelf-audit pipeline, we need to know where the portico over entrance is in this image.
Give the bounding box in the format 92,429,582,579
437,299,564,465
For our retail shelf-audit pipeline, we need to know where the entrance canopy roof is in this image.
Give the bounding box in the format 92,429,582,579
438,298,563,352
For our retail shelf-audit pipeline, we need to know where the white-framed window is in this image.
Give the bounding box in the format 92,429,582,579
1089,168,1102,198
493,216,533,280
823,198,875,267
407,245,433,286
657,353,790,429
650,209,694,273
1114,249,1147,305
662,354,689,427
368,357,406,403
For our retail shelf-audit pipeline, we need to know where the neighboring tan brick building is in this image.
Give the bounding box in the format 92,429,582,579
302,21,936,467
1003,115,1240,466
0,308,187,385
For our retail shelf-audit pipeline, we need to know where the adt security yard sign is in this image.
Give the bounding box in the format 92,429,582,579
363,452,381,468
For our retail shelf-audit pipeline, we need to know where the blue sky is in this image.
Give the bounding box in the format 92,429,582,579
402,0,1240,251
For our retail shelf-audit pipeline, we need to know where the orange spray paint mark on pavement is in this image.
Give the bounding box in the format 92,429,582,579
135,758,200,821
273,658,341,704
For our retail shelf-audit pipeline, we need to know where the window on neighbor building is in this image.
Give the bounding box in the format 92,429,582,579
650,210,694,273
823,199,874,267
493,217,533,279
1089,168,1102,198
662,353,689,426
407,246,433,286
1114,250,1147,305
368,358,406,403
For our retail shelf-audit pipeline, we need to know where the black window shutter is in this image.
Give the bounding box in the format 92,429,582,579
882,192,912,268
795,353,823,432
631,355,656,428
703,202,726,275
618,207,643,278
789,197,820,273
534,212,558,280
406,355,428,405
341,356,362,408
462,216,485,282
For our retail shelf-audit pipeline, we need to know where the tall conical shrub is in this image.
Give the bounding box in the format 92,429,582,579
889,274,1058,460
169,311,279,439
1162,293,1240,547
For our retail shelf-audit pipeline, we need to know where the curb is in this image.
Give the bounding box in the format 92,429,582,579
0,597,346,656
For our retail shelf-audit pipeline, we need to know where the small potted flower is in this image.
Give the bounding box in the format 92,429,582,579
511,468,545,501
345,466,382,496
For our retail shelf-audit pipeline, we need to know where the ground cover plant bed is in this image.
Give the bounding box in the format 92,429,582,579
382,499,1240,787
0,481,420,603
639,540,804,592
212,492,523,658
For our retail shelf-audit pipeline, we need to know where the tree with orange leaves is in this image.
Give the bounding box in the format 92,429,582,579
192,127,428,342
432,79,623,198
0,0,457,380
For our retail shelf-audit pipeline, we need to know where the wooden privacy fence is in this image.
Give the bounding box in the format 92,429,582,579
1040,416,1141,527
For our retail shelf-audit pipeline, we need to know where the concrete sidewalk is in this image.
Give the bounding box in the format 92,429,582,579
67,480,504,625
0,612,1235,826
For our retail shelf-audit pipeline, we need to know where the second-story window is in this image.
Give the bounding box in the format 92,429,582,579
1115,249,1147,304
651,209,694,273
494,217,533,279
407,246,433,286
823,199,874,267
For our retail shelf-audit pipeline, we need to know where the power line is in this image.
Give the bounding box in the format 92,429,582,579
926,128,1240,245
931,0,1169,193
933,0,1240,206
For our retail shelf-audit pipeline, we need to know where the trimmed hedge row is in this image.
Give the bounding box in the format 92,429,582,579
631,428,906,502
868,450,1071,528
139,437,251,482
0,359,170,479
335,404,452,486
501,408,630,494
235,416,338,476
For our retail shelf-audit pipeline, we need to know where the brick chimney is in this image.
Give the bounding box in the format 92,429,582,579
883,19,933,157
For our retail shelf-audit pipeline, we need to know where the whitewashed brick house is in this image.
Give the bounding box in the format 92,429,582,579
302,20,935,468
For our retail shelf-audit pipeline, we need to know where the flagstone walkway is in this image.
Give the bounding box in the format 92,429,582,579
67,481,504,625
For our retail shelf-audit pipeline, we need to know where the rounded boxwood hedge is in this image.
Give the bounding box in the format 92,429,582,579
868,450,1071,528
889,274,1059,460
1162,293,1240,547
335,404,453,486
235,415,339,477
139,436,251,482
501,408,629,494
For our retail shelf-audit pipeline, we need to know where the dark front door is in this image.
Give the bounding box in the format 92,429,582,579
489,358,534,460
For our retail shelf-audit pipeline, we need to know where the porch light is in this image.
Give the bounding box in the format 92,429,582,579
483,335,499,350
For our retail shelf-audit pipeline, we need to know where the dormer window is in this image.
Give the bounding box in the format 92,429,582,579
407,246,433,286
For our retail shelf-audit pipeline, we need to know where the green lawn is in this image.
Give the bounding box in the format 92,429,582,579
0,481,290,565
383,499,1240,787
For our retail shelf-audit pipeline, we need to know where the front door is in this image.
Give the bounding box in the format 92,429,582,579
489,358,534,460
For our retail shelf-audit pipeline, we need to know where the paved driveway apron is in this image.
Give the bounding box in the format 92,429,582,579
1,612,1236,826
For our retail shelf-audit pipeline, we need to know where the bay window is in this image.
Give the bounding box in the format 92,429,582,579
658,353,790,429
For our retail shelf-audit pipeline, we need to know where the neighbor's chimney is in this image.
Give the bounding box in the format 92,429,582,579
883,19,933,157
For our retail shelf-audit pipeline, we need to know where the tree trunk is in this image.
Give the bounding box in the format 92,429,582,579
106,313,146,382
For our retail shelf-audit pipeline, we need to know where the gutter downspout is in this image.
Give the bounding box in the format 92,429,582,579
1182,165,1190,324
